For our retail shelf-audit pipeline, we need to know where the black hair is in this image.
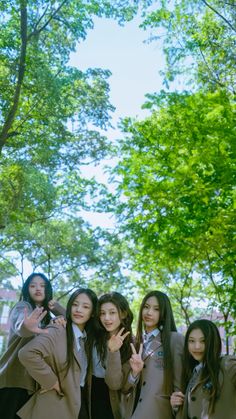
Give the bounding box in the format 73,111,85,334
182,319,222,415
21,272,53,325
136,290,177,394
65,288,97,376
95,292,133,365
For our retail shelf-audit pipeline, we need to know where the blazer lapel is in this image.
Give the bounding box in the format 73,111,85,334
143,334,162,361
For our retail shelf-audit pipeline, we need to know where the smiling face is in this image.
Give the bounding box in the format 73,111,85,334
71,293,93,331
28,275,46,305
100,302,122,336
188,328,205,363
142,296,160,333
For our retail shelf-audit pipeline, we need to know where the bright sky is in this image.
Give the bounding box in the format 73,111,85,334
70,16,164,122
69,15,164,228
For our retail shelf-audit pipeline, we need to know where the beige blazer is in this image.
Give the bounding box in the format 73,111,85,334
182,356,236,419
0,301,65,392
105,350,131,419
17,325,83,419
124,331,184,419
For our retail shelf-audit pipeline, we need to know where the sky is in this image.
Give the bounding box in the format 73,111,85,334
70,15,164,122
69,15,165,228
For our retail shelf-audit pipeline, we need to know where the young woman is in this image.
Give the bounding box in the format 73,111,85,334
17,288,97,419
126,290,184,419
91,291,134,419
0,272,63,419
170,319,236,419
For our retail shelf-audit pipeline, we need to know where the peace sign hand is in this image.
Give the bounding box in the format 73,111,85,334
129,343,144,378
108,327,130,352
23,307,48,334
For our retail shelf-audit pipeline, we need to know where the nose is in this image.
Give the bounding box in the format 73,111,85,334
194,341,201,350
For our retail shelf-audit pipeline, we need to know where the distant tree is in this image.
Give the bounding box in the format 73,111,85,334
141,0,236,92
114,89,236,347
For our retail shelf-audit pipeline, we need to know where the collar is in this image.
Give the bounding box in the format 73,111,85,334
72,323,87,340
143,327,159,341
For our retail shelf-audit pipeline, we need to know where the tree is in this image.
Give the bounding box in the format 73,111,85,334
141,0,236,92
0,0,143,291
114,89,236,347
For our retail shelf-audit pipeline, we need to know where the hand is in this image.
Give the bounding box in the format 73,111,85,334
170,391,185,407
23,307,48,334
48,300,56,310
50,316,67,328
40,380,64,397
108,327,130,352
129,343,144,378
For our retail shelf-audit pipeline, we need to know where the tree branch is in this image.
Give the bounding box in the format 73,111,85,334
0,1,28,153
27,0,68,40
201,0,236,32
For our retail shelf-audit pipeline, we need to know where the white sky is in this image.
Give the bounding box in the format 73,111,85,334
69,15,165,228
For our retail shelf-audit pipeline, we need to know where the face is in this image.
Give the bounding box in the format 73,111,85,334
28,276,46,305
71,293,93,331
142,296,160,333
100,302,122,336
188,328,205,362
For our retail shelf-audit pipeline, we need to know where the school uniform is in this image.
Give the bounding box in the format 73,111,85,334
16,324,87,419
181,356,236,419
0,301,44,418
124,330,184,419
90,347,130,419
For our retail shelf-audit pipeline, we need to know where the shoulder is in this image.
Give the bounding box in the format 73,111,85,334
40,324,66,339
220,355,236,385
10,301,32,316
170,331,185,343
221,355,236,370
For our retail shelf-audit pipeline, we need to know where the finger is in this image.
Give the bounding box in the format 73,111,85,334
23,307,28,320
30,307,44,318
130,343,137,355
121,331,130,340
117,327,125,336
138,343,143,355
37,310,47,322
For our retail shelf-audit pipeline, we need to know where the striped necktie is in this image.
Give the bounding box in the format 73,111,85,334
78,336,87,387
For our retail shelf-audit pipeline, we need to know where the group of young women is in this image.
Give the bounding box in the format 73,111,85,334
0,272,235,419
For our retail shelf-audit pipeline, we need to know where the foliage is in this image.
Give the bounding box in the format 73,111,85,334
0,0,142,292
141,0,236,92
114,89,236,338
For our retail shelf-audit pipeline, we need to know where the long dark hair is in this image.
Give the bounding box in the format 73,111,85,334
65,288,97,375
136,290,177,394
21,272,53,326
95,292,133,365
182,319,222,415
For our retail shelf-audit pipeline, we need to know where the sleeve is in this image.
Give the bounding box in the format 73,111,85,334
9,302,35,338
224,356,236,388
18,326,61,390
171,332,185,392
50,301,66,317
105,350,124,390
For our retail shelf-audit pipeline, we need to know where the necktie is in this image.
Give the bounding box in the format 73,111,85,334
78,336,87,387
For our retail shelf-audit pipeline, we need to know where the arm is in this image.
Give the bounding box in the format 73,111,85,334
48,300,66,317
171,332,185,392
18,325,62,390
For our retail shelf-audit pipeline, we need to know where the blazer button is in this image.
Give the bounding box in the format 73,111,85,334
142,381,146,386
143,364,146,368
139,398,142,403
191,396,196,401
